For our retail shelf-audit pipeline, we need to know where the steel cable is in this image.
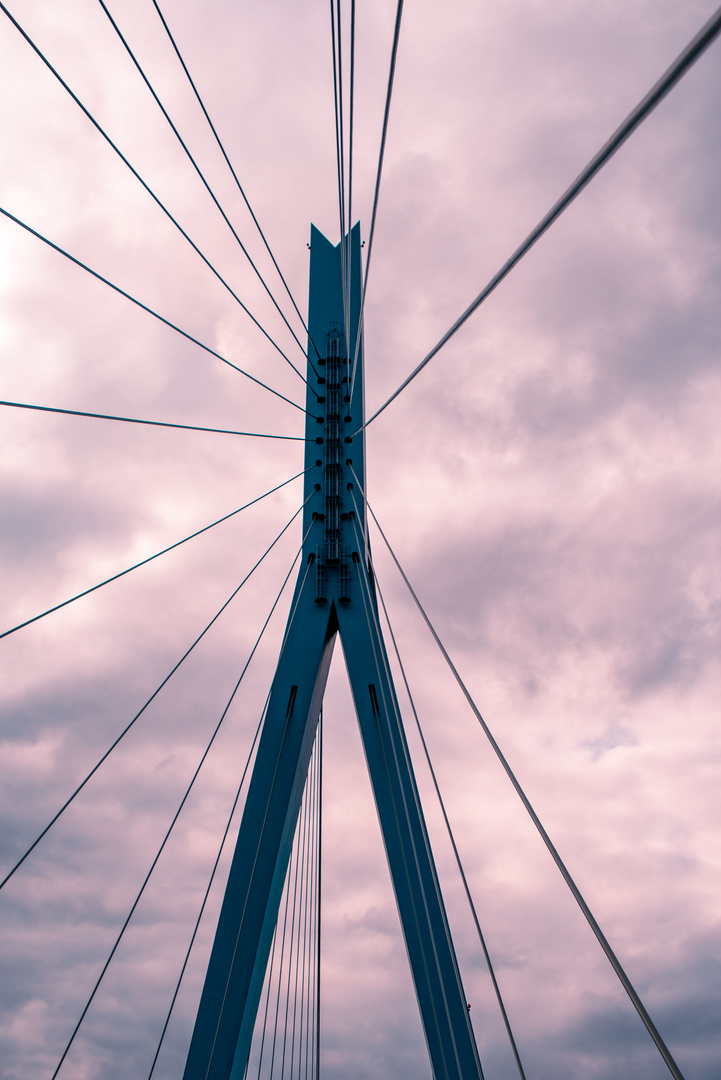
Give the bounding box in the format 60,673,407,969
297,737,318,1080
358,3,721,431
147,688,273,1080
202,553,316,1079
0,3,304,378
0,493,313,890
330,0,346,284
0,207,314,418
341,0,357,386
255,916,279,1080
0,399,306,440
314,707,323,1080
50,526,309,1079
346,505,470,1080
279,757,310,1080
268,806,301,1080
264,832,296,1080
289,744,316,1080
148,0,324,372
96,0,316,391
1,465,315,641
374,571,528,1080
349,0,404,406
364,493,688,1080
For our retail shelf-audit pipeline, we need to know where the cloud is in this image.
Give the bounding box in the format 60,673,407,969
0,0,720,1078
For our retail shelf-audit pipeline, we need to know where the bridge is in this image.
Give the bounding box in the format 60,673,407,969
1,2,720,1078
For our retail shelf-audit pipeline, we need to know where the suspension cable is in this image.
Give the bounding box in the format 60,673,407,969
300,742,318,1079
331,0,350,380
279,753,310,1080
0,207,314,418
342,0,357,386
50,530,307,1079
374,571,527,1080
147,688,272,1079
365,494,688,1080
1,465,316,641
254,905,279,1080
297,735,318,1080
202,553,316,1080
254,764,305,1080
0,494,312,891
148,0,324,372
357,3,721,431
0,399,306,439
96,0,316,391
346,503,469,1079
0,4,305,378
314,707,323,1080
287,749,311,1080
330,1,345,252
268,799,301,1080
349,0,404,406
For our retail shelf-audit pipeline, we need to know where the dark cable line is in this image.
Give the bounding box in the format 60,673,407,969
345,0,356,376
0,465,314,641
147,0,324,373
281,753,311,1080
308,746,318,1080
0,399,306,440
0,4,304,379
308,730,320,1080
374,573,527,1080
255,909,279,1080
297,739,317,1080
346,503,466,1039
346,512,465,1078
96,0,317,392
0,207,313,418
252,719,313,1080
278,556,316,655
147,690,272,1079
332,0,350,375
348,512,464,1080
51,532,307,1080
255,903,280,1080
349,0,404,406
288,763,309,1080
337,0,347,249
0,494,312,891
268,817,299,1080
348,0,356,250
330,0,346,254
315,707,323,1080
365,496,688,1080
203,550,316,1080
289,746,315,1080
358,3,721,431
328,0,350,404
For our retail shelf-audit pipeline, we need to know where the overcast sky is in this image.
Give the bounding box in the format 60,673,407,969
1,1,720,1078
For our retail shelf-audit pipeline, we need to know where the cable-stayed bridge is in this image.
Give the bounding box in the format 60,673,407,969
1,3,720,1078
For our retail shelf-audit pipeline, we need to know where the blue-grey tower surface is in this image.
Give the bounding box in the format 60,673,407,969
182,225,484,1080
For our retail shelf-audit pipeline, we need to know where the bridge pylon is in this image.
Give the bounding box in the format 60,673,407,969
183,224,484,1080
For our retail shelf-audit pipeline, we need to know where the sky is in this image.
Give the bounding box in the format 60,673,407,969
0,0,720,1078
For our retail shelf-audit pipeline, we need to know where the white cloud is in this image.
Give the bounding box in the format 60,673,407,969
1,0,720,1077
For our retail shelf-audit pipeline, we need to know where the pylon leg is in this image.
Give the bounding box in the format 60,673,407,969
337,564,484,1080
182,574,336,1080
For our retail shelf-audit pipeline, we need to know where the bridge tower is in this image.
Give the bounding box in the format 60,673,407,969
182,224,484,1080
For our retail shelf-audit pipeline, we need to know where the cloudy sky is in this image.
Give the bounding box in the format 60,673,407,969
1,0,720,1077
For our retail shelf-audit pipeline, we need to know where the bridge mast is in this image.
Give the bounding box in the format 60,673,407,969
183,225,483,1080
